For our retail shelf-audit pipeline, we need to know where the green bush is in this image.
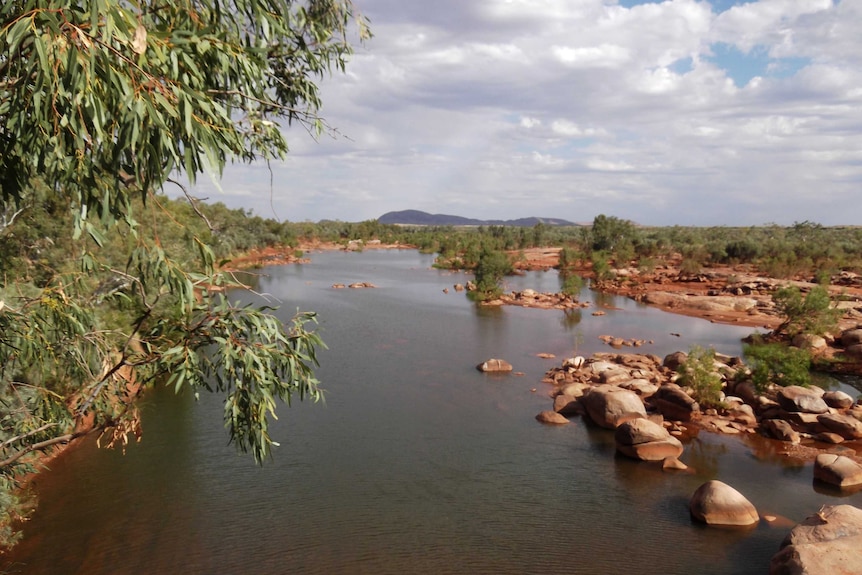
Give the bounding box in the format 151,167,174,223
772,285,840,337
677,346,724,408
744,340,811,392
472,247,512,301
590,251,613,282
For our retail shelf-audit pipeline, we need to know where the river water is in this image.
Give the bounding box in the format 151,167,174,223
4,250,861,575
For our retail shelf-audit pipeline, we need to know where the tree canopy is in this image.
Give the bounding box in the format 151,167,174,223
0,0,368,545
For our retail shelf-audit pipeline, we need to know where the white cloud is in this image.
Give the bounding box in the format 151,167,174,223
188,0,862,225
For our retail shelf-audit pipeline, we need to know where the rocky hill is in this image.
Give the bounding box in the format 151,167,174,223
378,209,577,227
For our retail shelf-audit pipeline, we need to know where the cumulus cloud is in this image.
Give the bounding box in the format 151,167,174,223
190,0,862,225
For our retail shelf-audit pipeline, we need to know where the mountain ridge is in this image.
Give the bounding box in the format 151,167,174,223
378,209,578,227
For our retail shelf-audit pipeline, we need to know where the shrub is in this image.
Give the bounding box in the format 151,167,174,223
772,285,840,337
590,251,614,282
744,341,811,392
472,247,512,301
677,346,724,408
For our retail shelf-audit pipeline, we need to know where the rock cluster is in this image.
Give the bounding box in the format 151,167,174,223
534,350,862,570
491,289,586,310
331,282,377,289
539,350,862,487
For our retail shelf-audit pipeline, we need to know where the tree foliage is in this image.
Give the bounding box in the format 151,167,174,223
744,341,812,392
0,0,368,543
772,285,840,338
471,247,512,301
677,346,723,408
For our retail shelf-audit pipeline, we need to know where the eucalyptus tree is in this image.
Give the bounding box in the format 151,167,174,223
0,0,369,539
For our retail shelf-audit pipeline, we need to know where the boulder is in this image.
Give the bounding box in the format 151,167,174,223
535,410,570,425
615,418,684,461
689,480,759,527
813,454,862,488
817,413,862,440
620,379,659,397
652,383,699,422
845,344,862,359
762,419,802,444
553,394,582,416
476,359,513,373
582,385,647,429
732,380,759,405
840,328,862,347
792,333,827,351
562,356,585,370
823,390,855,410
663,351,688,371
776,386,829,414
813,432,845,444
600,369,632,385
728,404,757,426
555,382,591,399
770,505,862,575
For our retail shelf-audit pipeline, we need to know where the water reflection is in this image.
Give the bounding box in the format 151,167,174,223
560,308,582,330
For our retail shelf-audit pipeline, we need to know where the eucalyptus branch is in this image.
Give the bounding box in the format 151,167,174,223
166,178,214,231
0,432,78,470
0,422,58,451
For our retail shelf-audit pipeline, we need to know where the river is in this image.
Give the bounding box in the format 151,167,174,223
4,249,861,574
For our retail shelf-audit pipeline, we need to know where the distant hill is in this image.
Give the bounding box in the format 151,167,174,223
378,210,578,227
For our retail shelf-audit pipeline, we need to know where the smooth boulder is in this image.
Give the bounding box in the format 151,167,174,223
762,419,802,444
813,454,862,488
770,504,862,575
653,383,699,422
776,386,829,415
823,390,855,410
690,480,759,526
817,413,862,440
582,385,647,429
615,418,684,461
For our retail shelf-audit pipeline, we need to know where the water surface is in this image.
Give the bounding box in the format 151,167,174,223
5,250,861,575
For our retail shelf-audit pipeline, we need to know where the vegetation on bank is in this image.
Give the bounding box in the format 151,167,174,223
1,0,369,549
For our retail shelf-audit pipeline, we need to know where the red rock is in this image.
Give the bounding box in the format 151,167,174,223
690,480,759,527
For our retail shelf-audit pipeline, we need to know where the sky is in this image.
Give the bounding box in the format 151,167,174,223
189,0,862,226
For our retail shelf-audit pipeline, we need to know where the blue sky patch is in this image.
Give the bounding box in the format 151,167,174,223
707,43,810,87
669,57,694,75
617,0,756,11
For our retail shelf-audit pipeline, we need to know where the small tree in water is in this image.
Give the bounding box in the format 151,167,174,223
677,346,724,408
472,247,512,301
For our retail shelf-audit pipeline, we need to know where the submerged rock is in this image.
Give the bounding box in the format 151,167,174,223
476,359,513,373
535,410,570,425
